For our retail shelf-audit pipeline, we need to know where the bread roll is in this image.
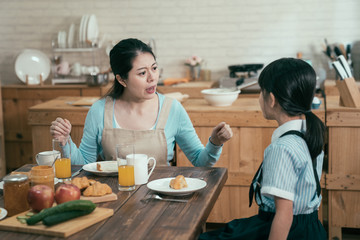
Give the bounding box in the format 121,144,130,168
169,175,188,190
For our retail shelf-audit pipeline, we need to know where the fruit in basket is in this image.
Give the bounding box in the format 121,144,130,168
55,183,81,204
27,185,55,212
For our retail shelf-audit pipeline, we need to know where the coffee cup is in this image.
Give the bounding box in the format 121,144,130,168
35,151,60,166
126,154,156,185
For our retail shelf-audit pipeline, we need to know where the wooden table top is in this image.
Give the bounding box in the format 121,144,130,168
0,165,228,239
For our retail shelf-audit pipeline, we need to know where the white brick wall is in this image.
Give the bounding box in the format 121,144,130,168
0,0,359,85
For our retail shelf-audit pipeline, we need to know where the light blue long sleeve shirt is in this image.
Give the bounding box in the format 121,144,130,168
69,93,222,166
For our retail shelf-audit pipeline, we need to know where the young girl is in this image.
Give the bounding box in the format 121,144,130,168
199,58,327,240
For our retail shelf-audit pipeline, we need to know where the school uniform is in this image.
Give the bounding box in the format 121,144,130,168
199,120,327,240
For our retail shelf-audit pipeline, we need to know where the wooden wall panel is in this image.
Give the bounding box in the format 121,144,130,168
177,125,275,223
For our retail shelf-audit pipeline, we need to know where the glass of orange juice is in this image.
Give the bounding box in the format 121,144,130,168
53,137,71,182
116,143,135,191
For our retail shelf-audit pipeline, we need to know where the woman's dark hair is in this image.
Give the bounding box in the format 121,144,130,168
105,38,156,99
258,58,325,161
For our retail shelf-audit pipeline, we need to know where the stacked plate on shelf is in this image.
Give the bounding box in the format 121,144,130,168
56,14,99,49
57,31,67,48
79,14,99,47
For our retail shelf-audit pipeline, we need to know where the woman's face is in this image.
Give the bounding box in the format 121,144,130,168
121,52,159,100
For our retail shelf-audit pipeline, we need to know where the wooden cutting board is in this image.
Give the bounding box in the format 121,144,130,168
80,192,118,203
0,207,113,237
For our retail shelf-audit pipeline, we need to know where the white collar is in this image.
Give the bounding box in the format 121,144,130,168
271,119,305,143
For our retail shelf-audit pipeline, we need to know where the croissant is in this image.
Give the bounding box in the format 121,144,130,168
83,181,112,197
71,176,90,190
169,175,188,190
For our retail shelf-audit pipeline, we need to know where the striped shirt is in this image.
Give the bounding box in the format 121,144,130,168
256,119,323,215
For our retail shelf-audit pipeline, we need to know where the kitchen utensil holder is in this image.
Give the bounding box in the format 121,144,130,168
25,74,43,86
335,77,360,108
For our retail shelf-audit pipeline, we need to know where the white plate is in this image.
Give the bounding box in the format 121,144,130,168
87,14,99,43
79,15,86,43
68,23,75,48
15,49,51,84
60,31,67,48
0,208,7,221
147,177,207,196
82,14,90,45
83,161,118,176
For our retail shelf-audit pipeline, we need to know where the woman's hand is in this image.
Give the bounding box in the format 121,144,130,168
50,117,72,140
210,122,233,146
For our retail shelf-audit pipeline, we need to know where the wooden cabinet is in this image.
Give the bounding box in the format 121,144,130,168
1,84,111,173
326,96,360,240
176,97,325,223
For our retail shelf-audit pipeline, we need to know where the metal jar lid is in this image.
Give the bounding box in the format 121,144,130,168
3,174,29,182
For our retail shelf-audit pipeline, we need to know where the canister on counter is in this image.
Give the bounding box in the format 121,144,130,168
3,174,30,216
30,165,55,190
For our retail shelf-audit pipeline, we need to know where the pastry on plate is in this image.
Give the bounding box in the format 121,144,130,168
96,162,117,172
169,175,188,190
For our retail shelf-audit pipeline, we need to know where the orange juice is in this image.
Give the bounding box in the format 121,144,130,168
118,165,135,186
55,158,71,179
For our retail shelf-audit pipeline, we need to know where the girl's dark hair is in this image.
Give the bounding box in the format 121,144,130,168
258,58,325,160
105,38,155,99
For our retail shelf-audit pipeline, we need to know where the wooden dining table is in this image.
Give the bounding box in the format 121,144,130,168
0,165,227,240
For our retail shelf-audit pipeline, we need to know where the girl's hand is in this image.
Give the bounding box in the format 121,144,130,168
210,122,233,146
50,117,72,140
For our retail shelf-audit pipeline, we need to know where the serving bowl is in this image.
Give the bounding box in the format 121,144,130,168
201,88,240,107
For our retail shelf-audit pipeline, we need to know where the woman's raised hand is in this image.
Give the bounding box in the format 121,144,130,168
210,122,233,146
50,117,72,140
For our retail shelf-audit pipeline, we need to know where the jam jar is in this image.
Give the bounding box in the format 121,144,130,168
30,165,55,190
3,174,30,216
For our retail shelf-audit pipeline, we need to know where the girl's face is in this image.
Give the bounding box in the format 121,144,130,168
121,52,159,100
259,90,275,120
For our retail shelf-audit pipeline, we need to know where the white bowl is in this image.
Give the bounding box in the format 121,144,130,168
201,88,240,107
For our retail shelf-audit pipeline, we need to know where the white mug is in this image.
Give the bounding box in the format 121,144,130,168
71,62,82,76
36,150,60,166
126,154,156,185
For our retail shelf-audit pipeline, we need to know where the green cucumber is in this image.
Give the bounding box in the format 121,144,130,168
26,200,96,225
42,210,93,226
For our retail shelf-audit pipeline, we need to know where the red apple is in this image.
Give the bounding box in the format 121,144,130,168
55,183,81,204
27,185,55,212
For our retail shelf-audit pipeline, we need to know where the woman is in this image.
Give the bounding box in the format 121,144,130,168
50,38,233,166
199,58,326,239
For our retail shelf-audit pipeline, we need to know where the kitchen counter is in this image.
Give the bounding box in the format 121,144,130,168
28,95,325,224
157,81,217,98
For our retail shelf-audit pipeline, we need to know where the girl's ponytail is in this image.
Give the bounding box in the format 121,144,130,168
304,111,325,161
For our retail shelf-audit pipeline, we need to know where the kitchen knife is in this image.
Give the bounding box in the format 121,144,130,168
337,55,352,78
346,44,351,60
339,44,347,60
334,46,343,57
332,61,347,80
71,168,83,178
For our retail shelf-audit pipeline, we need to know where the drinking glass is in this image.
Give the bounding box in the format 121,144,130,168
53,137,71,182
116,143,135,191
